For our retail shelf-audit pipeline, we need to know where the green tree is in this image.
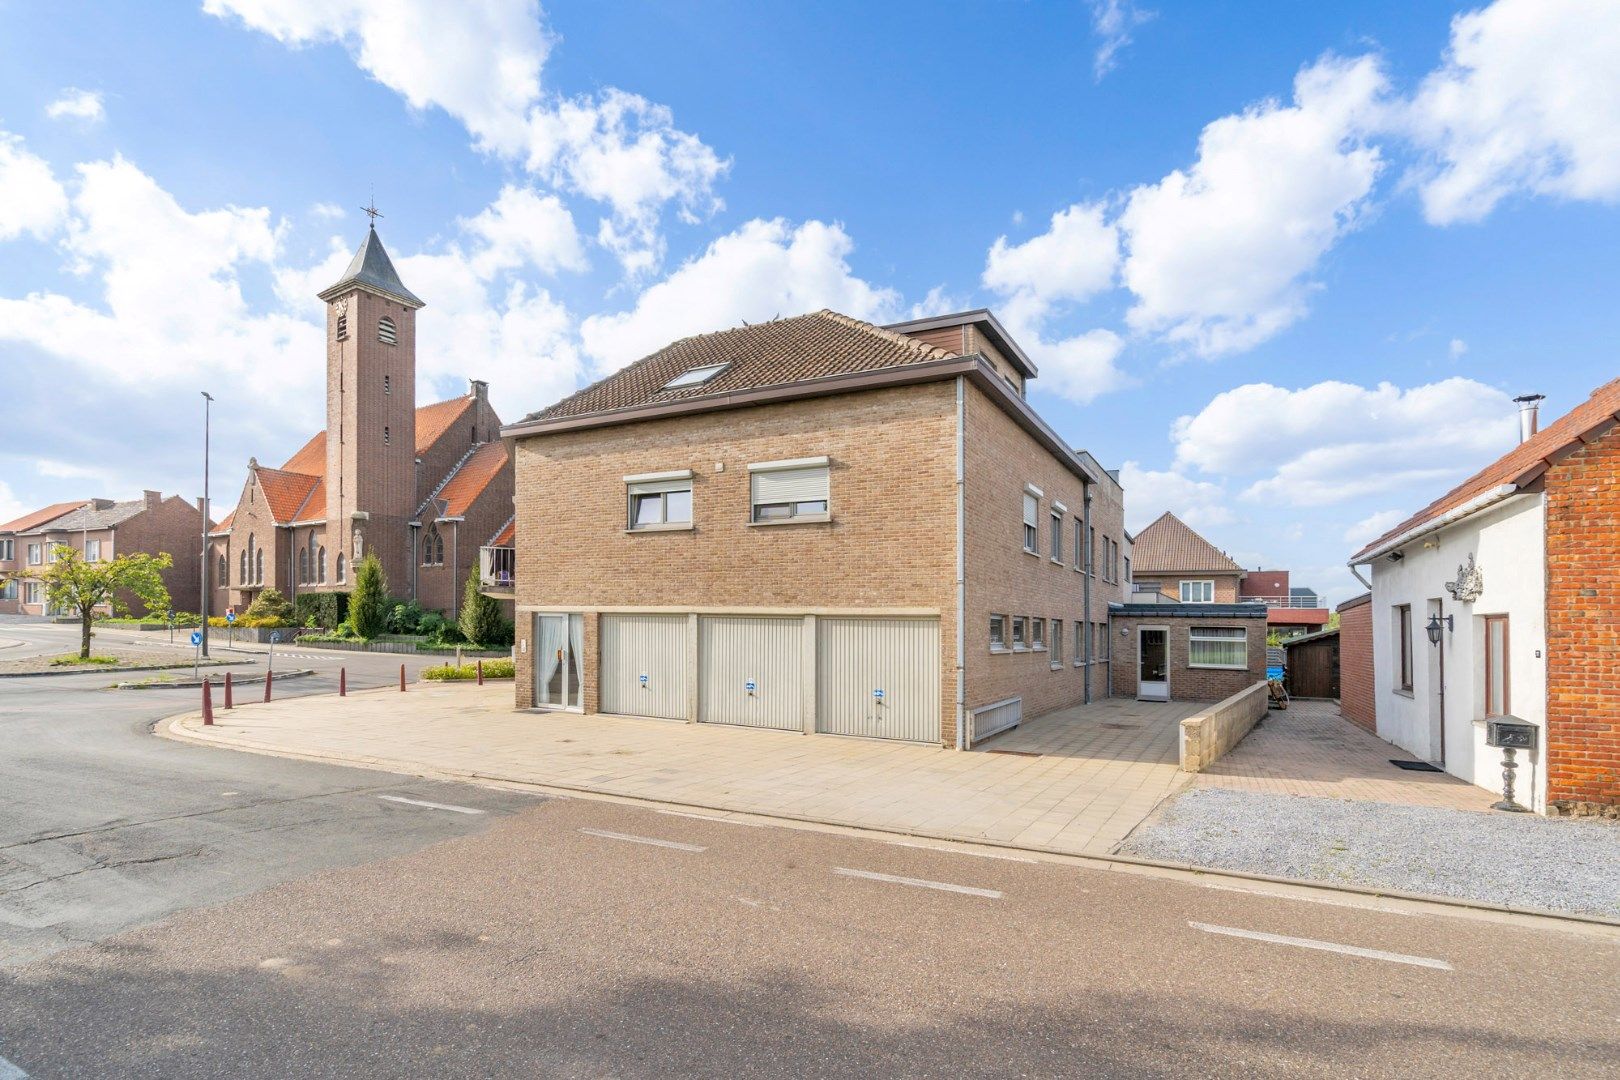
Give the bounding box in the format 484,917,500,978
7,545,172,659
349,553,387,639
243,586,295,626
459,564,503,647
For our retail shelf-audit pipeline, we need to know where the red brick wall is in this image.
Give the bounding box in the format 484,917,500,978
1544,427,1620,809
1336,593,1375,733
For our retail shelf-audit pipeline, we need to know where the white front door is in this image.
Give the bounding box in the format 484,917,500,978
535,613,583,710
1137,627,1169,701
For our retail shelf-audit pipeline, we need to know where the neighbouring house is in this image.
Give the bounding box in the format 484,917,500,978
1131,512,1245,603
1349,384,1620,813
499,308,1130,748
1107,604,1267,703
208,223,513,623
1238,568,1332,639
1337,592,1374,732
0,493,205,616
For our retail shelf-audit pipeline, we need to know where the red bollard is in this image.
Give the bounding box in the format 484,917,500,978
399,663,407,692
263,670,273,702
476,659,484,685
202,678,214,726
223,670,233,710
339,667,347,697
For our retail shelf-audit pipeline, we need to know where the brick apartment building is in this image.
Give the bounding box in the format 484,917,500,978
1350,382,1620,813
499,308,1130,749
209,224,513,621
0,492,205,616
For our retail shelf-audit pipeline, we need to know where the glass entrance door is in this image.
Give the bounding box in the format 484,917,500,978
1138,628,1169,701
535,613,584,710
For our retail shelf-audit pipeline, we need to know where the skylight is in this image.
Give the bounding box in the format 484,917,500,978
660,363,729,391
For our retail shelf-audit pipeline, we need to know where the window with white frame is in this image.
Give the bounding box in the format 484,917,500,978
84,539,101,561
1051,618,1063,664
990,614,1008,652
1180,579,1215,603
1049,511,1062,561
1011,615,1028,650
25,582,42,604
0,539,12,561
627,471,694,529
1073,621,1083,664
1022,492,1039,551
1031,617,1046,650
46,546,57,563
1072,518,1082,568
0,580,14,600
1189,626,1247,669
1096,621,1111,661
749,458,829,523
1484,614,1509,717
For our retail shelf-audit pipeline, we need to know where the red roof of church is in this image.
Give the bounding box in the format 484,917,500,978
425,441,508,519
254,467,323,525
282,431,326,475
415,396,473,453
488,517,515,546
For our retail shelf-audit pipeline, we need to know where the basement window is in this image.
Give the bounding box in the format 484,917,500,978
660,362,729,391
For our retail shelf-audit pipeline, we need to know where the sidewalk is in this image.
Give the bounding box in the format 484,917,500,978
166,683,1205,855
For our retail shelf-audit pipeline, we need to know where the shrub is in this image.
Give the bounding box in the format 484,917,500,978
242,588,296,627
421,658,515,681
459,567,505,647
293,591,346,630
348,555,387,639
385,598,425,635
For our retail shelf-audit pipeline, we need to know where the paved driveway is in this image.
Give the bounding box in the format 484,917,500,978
167,685,1204,855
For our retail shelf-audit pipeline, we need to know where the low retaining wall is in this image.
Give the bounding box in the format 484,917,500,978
1178,681,1268,773
297,639,509,658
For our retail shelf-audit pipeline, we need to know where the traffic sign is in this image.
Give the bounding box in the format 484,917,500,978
269,631,282,644
189,630,202,646
225,610,236,624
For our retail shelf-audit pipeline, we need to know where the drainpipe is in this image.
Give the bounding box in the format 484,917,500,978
410,522,420,600
1082,487,1093,703
954,376,967,751
450,520,460,621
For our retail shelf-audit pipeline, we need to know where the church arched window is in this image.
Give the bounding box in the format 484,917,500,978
255,549,264,584
298,549,309,584
378,316,397,345
239,551,247,583
318,547,327,583
336,553,346,583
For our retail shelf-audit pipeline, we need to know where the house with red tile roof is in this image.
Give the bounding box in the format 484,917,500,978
1348,383,1620,813
208,225,511,623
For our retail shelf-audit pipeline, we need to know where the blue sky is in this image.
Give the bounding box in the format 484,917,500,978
1,0,1616,602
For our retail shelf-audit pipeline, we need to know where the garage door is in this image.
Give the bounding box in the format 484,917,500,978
816,617,940,742
600,614,688,720
698,616,803,731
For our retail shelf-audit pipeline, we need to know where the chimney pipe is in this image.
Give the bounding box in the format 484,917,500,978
1513,394,1545,444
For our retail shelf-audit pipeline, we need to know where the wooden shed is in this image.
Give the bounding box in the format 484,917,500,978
1282,627,1339,700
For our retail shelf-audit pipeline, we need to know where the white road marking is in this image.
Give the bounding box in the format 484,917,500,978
580,828,706,852
888,840,1038,864
833,867,1002,899
1194,881,1420,917
376,795,486,815
1188,922,1453,970
0,1053,30,1079
656,809,764,827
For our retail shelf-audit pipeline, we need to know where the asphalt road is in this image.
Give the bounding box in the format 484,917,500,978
0,617,538,967
2,617,1617,1078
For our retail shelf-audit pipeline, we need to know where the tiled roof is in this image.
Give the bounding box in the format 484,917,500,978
415,395,473,453
282,431,326,475
524,309,959,422
1131,512,1245,574
419,441,508,520
32,498,150,532
317,225,423,307
1353,378,1620,560
487,516,515,547
211,511,235,534
0,500,89,534
254,467,322,525
1267,608,1330,627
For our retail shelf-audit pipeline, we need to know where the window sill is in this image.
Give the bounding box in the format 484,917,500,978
990,646,1010,655
1023,547,1040,557
1049,662,1064,671
1190,664,1251,671
626,523,695,534
1394,688,1415,699
1050,557,1065,566
747,515,831,528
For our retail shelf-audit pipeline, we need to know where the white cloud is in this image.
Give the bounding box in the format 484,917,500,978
1089,0,1154,80
1170,377,1518,506
1344,509,1408,545
1448,337,1468,359
45,88,105,122
1118,54,1388,356
0,480,27,526
579,218,900,371
461,184,586,278
1404,0,1620,224
1119,462,1234,535
1020,327,1129,405
205,0,726,273
0,131,69,242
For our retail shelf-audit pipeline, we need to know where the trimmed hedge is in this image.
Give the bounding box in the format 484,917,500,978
294,591,347,629
421,658,515,680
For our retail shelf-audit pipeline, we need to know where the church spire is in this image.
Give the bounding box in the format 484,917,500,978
317,219,424,309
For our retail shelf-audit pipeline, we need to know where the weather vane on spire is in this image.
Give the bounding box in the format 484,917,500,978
361,186,383,225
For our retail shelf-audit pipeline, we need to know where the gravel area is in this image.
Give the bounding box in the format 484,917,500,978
1119,787,1620,918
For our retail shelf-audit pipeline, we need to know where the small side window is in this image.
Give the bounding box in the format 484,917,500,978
990,614,1008,652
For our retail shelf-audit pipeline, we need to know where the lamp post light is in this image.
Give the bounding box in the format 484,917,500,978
1425,613,1453,646
200,391,214,658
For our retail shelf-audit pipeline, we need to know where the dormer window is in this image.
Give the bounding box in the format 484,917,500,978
659,362,728,391
378,316,397,345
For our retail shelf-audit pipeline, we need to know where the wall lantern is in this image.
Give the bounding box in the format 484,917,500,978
1425,613,1453,646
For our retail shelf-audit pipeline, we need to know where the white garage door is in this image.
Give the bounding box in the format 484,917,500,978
816,617,940,743
600,614,688,720
698,616,803,731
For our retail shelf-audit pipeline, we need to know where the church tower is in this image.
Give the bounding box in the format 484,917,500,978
316,220,424,596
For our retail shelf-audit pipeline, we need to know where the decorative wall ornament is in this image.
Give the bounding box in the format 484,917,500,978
1445,553,1484,603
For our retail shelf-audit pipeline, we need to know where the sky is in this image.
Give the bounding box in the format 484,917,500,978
1,0,1616,603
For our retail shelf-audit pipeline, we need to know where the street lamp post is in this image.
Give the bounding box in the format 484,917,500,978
200,391,214,658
